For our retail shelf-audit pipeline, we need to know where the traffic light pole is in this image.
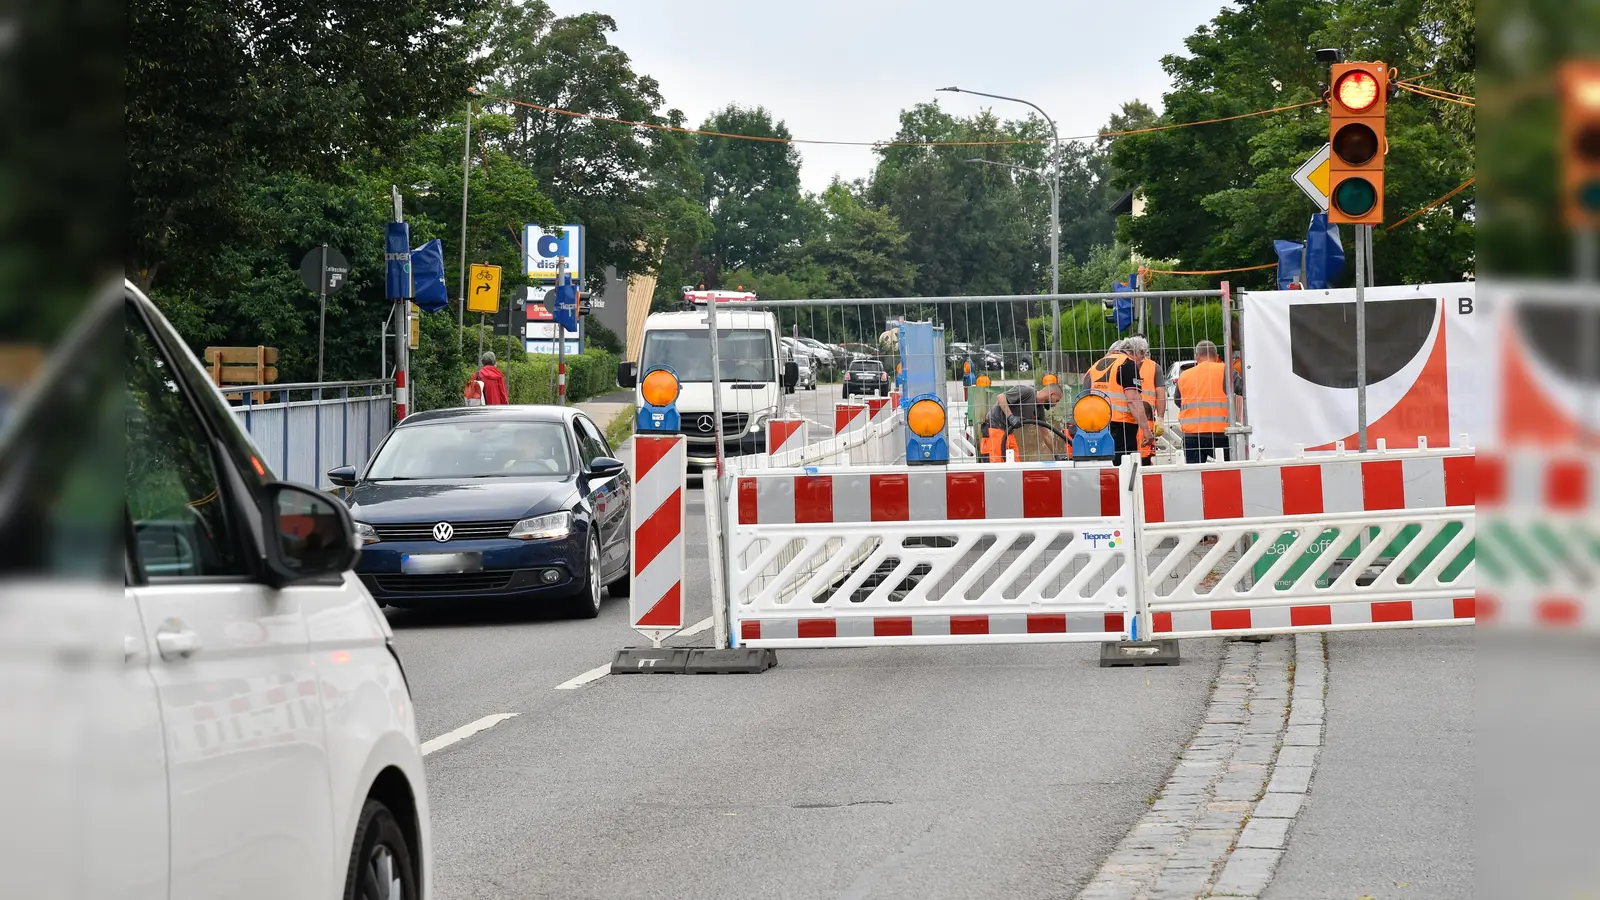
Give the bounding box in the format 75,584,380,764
1354,223,1368,451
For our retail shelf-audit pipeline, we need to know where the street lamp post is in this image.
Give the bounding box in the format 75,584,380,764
939,86,1061,376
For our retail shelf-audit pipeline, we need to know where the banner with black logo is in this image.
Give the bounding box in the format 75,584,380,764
1241,283,1482,459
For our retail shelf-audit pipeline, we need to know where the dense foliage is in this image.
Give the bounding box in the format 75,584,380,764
130,0,1474,402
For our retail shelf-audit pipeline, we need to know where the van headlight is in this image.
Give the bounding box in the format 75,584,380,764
353,522,380,546
508,511,573,541
751,410,775,434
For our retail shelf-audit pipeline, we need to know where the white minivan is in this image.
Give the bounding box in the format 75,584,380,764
620,290,797,466
0,282,430,900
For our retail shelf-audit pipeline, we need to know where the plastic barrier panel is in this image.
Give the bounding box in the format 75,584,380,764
1135,448,1475,638
1476,451,1599,631
728,460,1136,647
629,435,688,641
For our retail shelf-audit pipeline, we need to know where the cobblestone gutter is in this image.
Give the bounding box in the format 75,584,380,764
1077,633,1328,900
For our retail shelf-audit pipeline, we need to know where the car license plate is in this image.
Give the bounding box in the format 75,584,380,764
401,553,483,575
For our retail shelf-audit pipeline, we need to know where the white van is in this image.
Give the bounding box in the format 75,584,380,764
620,291,796,466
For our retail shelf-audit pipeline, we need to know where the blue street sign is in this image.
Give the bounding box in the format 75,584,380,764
411,239,449,312
553,275,580,333
385,223,412,300
1275,239,1305,289
1305,213,1345,289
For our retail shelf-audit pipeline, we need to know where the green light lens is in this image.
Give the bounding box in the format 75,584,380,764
1580,180,1600,212
1333,178,1377,217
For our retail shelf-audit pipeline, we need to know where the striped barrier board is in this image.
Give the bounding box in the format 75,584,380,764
736,464,1123,524
741,612,1128,643
767,418,808,461
1475,451,1598,631
629,434,687,639
835,401,867,436
865,396,893,427
1135,448,1476,638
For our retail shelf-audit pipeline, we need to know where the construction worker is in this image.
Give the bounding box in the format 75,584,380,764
983,382,1065,461
1174,339,1243,463
1088,336,1157,461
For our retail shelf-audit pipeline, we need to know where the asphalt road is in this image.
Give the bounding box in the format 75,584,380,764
1265,628,1473,900
386,449,1230,899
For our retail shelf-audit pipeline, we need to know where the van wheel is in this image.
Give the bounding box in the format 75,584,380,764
343,799,416,900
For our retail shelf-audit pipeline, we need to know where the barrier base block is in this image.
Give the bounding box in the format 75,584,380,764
611,647,692,675
685,647,777,675
1099,639,1181,668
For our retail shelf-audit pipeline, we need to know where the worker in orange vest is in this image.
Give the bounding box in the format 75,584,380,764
1175,340,1244,463
1113,339,1167,428
1088,336,1157,461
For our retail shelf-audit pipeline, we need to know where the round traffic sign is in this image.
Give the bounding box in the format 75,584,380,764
299,245,351,294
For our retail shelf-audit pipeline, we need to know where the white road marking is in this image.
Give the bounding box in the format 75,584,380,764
679,615,714,638
420,713,518,756
554,662,613,691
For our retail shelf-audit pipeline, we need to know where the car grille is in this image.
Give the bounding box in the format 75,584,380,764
686,412,749,435
372,572,516,594
371,519,519,542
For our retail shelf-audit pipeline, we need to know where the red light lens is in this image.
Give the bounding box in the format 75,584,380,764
1335,70,1380,112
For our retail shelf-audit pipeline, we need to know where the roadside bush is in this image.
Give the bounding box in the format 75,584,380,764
455,348,619,406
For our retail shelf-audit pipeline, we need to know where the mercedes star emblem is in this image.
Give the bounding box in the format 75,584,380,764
432,522,454,542
697,414,715,432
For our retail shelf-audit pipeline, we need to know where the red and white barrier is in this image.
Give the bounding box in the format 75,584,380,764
727,459,1138,648
629,435,687,642
835,401,867,437
1133,448,1476,639
865,396,893,427
1475,451,1598,631
767,418,808,461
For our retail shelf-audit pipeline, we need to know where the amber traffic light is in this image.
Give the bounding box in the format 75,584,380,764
1560,61,1600,229
1327,62,1390,226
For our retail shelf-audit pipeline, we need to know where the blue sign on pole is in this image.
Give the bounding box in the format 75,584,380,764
385,223,412,300
1275,239,1305,289
553,274,580,333
410,239,449,312
1111,277,1135,332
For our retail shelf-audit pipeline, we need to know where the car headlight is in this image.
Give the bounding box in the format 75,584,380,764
353,522,380,546
751,410,774,434
508,511,573,541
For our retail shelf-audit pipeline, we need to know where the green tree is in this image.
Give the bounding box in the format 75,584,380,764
127,0,482,291
695,105,810,273
1109,0,1474,287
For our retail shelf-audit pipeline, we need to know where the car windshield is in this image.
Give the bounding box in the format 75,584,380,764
641,329,776,383
365,420,574,480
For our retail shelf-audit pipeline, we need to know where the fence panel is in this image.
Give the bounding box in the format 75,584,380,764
228,380,394,490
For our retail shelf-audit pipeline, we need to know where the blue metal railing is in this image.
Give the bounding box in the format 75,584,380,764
223,380,394,490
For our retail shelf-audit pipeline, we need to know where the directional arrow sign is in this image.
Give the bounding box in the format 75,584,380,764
1293,143,1331,211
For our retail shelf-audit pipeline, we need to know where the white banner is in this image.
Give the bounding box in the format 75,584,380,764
1241,283,1482,459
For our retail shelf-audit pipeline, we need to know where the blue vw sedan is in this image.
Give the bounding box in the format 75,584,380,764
327,406,632,617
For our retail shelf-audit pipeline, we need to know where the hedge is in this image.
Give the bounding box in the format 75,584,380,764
460,348,620,406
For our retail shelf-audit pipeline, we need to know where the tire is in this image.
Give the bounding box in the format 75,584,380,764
342,799,417,900
566,533,604,619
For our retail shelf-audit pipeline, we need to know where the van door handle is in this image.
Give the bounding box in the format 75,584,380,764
155,622,202,661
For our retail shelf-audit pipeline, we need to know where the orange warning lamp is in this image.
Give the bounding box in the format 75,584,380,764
975,375,991,387
907,398,947,438
641,369,680,407
1072,392,1112,433
1041,373,1058,386
1327,61,1390,226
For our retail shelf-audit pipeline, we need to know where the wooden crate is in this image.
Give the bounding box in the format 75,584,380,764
204,346,279,404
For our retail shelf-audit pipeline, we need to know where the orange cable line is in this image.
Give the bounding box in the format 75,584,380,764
1140,262,1279,276
1386,176,1475,231
1397,83,1475,107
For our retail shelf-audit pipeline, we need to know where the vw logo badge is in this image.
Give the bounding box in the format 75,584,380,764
432,522,454,542
697,414,715,432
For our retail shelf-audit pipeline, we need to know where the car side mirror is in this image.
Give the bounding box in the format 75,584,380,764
783,361,799,389
588,456,626,479
327,465,358,487
261,482,359,587
617,361,637,388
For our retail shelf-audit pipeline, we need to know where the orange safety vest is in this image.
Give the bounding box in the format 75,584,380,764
1177,360,1230,434
1088,352,1138,424
1139,358,1160,414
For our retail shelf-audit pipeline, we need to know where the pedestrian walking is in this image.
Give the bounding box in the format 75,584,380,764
1173,340,1243,463
1087,336,1157,462
474,351,510,406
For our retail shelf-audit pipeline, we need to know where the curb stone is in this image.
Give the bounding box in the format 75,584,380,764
1074,633,1328,900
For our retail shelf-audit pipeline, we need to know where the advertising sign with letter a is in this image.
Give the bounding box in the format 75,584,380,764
523,224,584,284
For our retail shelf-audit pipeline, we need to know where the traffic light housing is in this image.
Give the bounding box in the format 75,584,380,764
1560,60,1600,229
1327,61,1390,226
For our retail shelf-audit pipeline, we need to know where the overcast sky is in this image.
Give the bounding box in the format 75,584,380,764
546,0,1230,193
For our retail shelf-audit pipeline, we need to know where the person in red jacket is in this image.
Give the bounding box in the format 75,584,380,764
474,352,510,405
